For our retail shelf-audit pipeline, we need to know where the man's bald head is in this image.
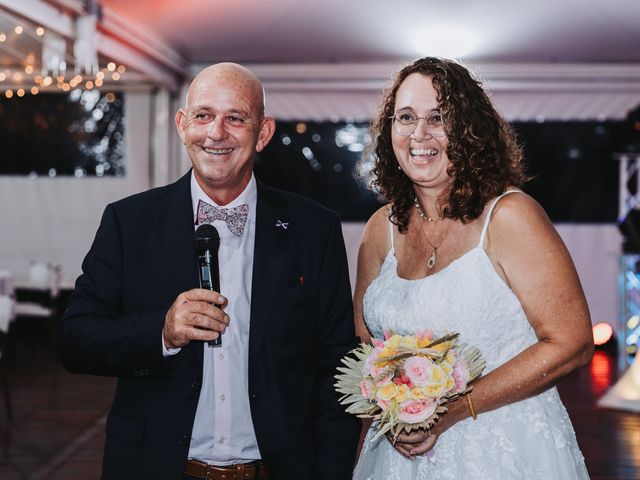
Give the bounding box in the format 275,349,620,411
186,62,266,117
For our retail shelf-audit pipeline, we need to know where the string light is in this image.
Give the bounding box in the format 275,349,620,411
0,16,127,99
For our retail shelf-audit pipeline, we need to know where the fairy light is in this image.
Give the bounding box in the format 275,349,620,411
41,76,52,87
5,90,13,98
16,88,25,97
95,78,103,87
111,72,120,81
12,72,22,82
0,34,6,42
30,86,39,95
107,62,116,72
85,80,94,90
36,27,45,36
14,26,23,35
34,75,43,84
117,65,126,74
24,65,34,74
96,71,105,80
61,83,70,92
0,73,5,82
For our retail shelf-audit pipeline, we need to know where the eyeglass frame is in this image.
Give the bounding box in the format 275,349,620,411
388,110,446,137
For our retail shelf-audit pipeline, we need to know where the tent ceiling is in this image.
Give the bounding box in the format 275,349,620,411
99,0,640,64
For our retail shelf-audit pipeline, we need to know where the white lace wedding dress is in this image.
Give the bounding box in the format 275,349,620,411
353,192,590,480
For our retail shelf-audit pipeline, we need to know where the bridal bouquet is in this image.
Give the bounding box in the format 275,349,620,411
335,331,485,440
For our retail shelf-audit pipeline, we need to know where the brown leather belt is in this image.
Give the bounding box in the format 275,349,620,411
185,459,267,480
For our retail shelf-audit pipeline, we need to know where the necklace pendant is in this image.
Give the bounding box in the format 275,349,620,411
427,251,437,270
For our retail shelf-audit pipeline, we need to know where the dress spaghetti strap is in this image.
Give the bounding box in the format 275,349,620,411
388,213,395,255
478,190,522,249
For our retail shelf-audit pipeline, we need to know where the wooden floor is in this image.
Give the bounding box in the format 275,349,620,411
0,320,637,479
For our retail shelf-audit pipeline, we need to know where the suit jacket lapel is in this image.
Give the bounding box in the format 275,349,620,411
249,181,288,358
153,171,198,297
152,171,204,367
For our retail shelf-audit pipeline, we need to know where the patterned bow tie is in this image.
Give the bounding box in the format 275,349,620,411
196,200,249,236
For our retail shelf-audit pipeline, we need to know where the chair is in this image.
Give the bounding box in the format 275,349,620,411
14,262,61,345
0,294,14,421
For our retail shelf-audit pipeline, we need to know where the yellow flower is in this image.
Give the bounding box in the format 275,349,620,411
441,361,453,375
396,384,410,402
411,387,426,399
431,364,444,382
444,376,455,391
423,382,447,398
377,382,398,401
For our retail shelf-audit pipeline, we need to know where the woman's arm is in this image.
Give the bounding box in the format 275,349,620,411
394,192,593,458
354,206,393,344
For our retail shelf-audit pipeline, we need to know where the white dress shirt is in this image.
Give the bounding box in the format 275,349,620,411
169,172,261,465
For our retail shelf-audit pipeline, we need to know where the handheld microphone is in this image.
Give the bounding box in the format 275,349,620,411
194,224,222,347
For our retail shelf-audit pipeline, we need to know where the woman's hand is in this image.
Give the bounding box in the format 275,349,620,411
388,428,439,459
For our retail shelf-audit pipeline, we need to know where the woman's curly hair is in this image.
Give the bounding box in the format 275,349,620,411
367,57,526,233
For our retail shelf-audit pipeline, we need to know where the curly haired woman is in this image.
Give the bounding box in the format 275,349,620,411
353,57,592,480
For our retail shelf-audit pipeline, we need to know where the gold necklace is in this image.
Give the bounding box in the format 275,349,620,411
414,197,442,222
415,200,449,270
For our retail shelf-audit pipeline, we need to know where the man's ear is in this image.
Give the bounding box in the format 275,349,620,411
256,116,276,152
175,109,188,144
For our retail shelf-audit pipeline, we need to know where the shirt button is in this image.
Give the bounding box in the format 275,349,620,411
178,434,188,446
219,436,225,444
218,353,224,360
220,394,225,401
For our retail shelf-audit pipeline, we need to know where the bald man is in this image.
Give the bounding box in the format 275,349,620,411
58,63,360,480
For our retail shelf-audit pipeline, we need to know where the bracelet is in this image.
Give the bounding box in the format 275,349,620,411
466,393,477,420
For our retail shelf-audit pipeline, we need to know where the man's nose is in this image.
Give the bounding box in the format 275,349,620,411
206,116,227,139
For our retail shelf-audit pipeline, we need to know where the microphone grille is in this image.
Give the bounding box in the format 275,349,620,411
194,224,220,252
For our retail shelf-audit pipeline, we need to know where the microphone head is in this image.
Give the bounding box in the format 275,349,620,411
194,224,220,253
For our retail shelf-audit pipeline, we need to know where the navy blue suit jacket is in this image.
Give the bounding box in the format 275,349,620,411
57,171,360,479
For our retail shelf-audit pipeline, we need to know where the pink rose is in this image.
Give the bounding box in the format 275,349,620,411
360,380,374,399
376,372,393,387
397,399,437,424
363,347,385,377
452,359,470,393
403,356,432,387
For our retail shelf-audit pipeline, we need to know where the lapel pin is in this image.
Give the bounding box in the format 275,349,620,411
275,219,289,230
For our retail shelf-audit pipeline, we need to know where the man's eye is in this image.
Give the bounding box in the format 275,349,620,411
194,112,211,121
226,115,246,124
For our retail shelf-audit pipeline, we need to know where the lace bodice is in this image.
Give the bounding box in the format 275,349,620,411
353,192,590,480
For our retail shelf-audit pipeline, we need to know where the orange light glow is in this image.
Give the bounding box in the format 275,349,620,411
593,322,613,346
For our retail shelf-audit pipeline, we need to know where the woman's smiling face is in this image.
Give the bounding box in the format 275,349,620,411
391,73,451,191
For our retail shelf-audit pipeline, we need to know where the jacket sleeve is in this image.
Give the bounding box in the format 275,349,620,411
56,203,172,378
313,215,361,479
